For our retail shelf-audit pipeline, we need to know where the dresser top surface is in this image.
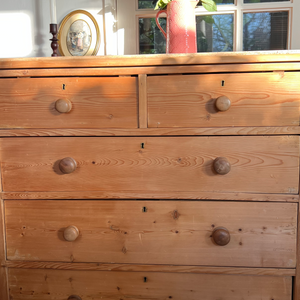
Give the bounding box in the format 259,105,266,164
1,51,300,70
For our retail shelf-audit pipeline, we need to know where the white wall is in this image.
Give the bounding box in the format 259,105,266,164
0,0,106,58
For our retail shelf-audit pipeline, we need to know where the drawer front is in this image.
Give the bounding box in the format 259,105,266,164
148,73,300,127
8,269,292,300
5,200,297,268
0,77,138,129
1,136,298,194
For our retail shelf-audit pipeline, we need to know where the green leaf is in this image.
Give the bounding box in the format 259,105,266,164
202,15,214,24
154,0,171,10
201,0,217,12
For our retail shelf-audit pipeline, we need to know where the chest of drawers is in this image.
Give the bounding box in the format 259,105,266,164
0,52,300,300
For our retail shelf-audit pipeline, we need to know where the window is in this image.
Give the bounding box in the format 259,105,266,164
135,0,293,53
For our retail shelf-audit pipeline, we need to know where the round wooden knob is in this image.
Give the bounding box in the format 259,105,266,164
212,227,230,246
55,99,72,113
64,226,79,242
68,296,82,300
215,96,231,112
59,157,77,174
213,157,231,175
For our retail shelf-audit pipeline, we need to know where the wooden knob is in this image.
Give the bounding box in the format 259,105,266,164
212,227,230,246
59,157,77,174
55,99,72,113
213,157,231,175
64,226,79,242
68,296,82,300
215,96,231,112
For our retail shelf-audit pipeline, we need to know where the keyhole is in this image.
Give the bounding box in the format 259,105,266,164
144,277,147,282
62,84,66,90
142,207,147,213
221,80,225,87
141,143,145,149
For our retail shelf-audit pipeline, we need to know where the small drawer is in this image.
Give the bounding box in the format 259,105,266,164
5,200,297,268
1,136,298,195
8,269,292,300
147,72,300,128
0,77,138,129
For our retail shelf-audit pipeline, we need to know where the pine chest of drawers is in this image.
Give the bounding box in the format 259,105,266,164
0,52,300,300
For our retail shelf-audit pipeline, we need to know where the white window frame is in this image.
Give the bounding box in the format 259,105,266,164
116,0,299,54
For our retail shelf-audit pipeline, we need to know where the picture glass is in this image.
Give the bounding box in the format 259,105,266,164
67,20,92,56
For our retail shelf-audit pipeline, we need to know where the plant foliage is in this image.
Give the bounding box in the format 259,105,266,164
155,0,217,11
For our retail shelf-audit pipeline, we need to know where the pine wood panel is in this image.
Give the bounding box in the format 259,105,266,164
0,77,138,129
0,51,300,69
138,74,147,128
1,191,298,202
8,269,292,300
0,162,8,300
1,63,300,78
0,126,300,137
1,136,298,194
4,260,296,276
294,188,300,299
148,73,300,127
0,199,8,299
5,200,297,268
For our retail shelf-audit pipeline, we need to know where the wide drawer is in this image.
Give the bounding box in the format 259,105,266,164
5,200,297,268
148,72,300,127
8,269,292,300
1,136,298,195
0,77,138,128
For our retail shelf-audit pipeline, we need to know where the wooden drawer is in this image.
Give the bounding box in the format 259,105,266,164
1,136,298,195
8,269,292,300
5,200,297,268
147,72,300,128
0,77,138,129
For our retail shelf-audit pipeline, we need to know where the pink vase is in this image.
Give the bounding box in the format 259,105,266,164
156,0,198,54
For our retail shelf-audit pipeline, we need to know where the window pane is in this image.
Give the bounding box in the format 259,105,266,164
244,0,288,3
197,0,234,6
139,17,166,54
243,11,288,51
138,0,155,9
196,14,234,52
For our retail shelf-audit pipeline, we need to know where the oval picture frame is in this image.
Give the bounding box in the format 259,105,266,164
58,10,100,56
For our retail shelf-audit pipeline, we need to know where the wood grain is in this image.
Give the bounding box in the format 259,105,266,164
1,63,300,78
8,268,292,300
1,51,300,69
138,74,147,128
0,77,138,129
5,200,297,268
0,164,8,299
293,189,300,299
148,73,300,127
4,260,296,276
0,201,8,300
1,191,298,202
0,126,300,137
1,136,298,194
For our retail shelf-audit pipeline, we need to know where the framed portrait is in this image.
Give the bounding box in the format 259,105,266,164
58,10,100,56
